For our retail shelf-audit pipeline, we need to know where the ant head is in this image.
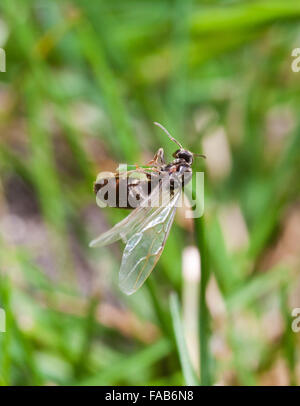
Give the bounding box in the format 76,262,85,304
172,149,194,165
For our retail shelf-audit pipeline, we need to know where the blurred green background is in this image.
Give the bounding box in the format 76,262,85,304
0,0,300,386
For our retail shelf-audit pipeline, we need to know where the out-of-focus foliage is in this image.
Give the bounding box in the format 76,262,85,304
0,0,300,386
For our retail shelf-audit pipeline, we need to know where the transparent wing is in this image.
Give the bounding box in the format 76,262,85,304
119,189,181,295
89,182,163,247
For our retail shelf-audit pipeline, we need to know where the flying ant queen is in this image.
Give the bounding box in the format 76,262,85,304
90,122,205,294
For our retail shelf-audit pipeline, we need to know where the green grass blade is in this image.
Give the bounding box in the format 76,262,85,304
169,293,199,386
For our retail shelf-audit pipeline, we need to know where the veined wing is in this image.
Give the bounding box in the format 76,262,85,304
89,180,166,247
119,188,181,295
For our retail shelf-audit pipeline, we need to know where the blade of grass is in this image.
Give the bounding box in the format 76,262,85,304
77,338,171,386
226,265,293,311
169,292,199,386
75,14,139,162
191,172,212,386
73,295,99,379
146,277,173,339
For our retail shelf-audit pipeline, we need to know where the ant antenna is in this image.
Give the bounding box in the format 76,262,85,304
153,122,183,149
193,153,206,159
154,122,206,159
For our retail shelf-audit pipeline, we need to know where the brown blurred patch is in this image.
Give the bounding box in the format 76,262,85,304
260,358,290,386
36,291,159,344
259,203,300,272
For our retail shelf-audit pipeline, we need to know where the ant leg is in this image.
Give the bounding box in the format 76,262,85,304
147,147,165,167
